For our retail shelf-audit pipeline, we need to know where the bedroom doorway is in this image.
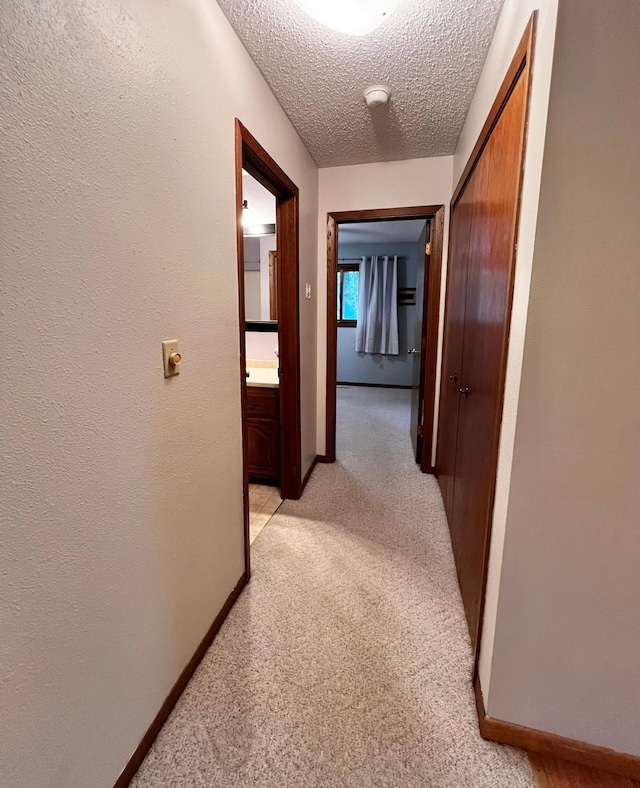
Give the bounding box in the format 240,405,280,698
325,206,445,471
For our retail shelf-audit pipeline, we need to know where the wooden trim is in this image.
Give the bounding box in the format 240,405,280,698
235,124,252,579
420,207,445,472
269,250,278,321
325,213,338,463
301,455,319,492
238,122,298,197
326,205,445,465
472,13,537,672
337,381,413,390
330,206,445,223
235,119,303,521
276,189,302,500
452,16,536,207
113,574,247,787
474,677,640,781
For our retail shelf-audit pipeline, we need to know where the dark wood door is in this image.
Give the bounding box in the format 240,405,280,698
437,186,474,538
452,73,528,645
410,222,430,463
436,18,533,653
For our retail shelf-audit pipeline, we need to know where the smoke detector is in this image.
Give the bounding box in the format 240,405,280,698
363,85,390,108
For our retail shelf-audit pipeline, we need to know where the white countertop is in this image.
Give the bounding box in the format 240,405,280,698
246,360,279,388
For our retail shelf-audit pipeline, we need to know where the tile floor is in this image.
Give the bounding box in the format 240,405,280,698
249,483,282,544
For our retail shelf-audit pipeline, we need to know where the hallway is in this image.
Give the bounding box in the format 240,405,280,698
131,387,533,787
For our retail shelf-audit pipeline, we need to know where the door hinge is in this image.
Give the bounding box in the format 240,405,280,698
425,242,432,255
417,424,423,436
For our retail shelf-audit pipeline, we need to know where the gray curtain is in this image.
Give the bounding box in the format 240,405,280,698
355,255,399,355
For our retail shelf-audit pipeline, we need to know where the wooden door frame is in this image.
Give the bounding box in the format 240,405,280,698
436,14,536,670
324,205,445,468
235,120,302,580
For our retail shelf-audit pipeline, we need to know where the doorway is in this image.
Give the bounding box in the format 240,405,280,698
325,206,445,469
235,120,302,579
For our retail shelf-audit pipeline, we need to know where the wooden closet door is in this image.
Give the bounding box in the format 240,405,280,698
436,15,535,654
452,69,529,649
436,186,474,550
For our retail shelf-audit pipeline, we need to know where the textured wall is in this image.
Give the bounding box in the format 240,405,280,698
0,1,317,786
336,240,424,387
316,156,454,459
488,0,640,755
452,0,560,698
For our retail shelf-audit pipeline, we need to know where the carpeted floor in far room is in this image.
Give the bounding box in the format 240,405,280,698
131,386,534,788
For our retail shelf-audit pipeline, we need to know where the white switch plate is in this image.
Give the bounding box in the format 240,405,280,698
162,339,180,378
305,283,312,299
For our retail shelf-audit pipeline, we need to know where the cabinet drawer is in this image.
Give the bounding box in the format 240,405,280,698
246,386,279,417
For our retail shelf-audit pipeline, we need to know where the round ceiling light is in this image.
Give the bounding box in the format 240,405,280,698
291,0,403,36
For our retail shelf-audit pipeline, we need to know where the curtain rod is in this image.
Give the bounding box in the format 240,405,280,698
338,256,406,262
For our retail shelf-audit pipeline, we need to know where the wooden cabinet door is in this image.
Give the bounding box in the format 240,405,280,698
247,417,280,478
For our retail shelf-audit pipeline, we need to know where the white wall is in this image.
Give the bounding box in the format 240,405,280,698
487,0,640,755
243,236,261,320
0,1,317,786
246,331,279,362
316,156,454,458
452,0,560,700
244,270,262,319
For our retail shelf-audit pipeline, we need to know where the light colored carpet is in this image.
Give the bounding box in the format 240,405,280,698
131,386,534,787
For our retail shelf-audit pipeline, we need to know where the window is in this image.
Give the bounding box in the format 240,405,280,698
337,264,359,326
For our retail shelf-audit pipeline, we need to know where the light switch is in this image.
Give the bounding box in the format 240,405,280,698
162,339,181,378
305,283,312,300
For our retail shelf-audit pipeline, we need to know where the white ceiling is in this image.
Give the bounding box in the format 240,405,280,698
218,0,504,167
339,219,426,245
242,170,277,225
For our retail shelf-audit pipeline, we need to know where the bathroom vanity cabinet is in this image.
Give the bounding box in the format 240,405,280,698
246,385,280,484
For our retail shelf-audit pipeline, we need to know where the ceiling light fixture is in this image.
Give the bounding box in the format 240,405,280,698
242,200,262,227
291,0,403,36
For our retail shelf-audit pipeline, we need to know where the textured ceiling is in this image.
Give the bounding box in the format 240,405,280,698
217,0,504,167
339,219,426,245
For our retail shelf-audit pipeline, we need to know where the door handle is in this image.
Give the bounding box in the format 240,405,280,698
449,373,459,382
459,387,470,398
407,348,419,355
